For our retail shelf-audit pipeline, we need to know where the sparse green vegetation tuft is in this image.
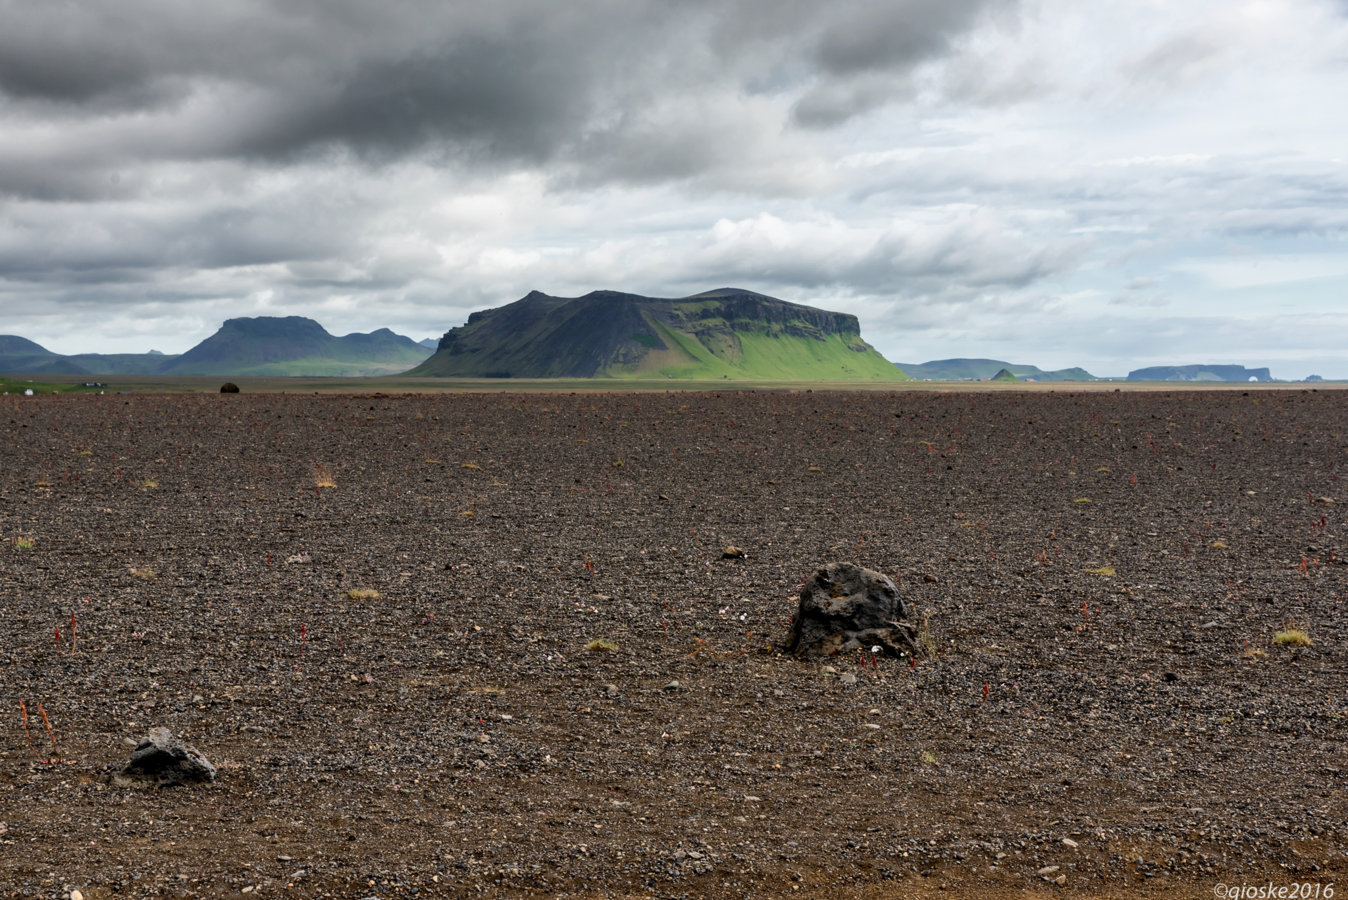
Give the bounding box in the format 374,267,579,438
1273,629,1312,647
586,638,619,652
347,588,381,600
916,611,937,657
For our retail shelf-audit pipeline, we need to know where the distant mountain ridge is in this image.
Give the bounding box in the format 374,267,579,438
1,318,432,377
0,335,77,375
410,288,909,381
895,358,1097,381
160,316,432,376
1127,364,1272,382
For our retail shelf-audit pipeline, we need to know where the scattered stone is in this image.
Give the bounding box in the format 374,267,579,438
70,891,83,900
115,727,216,786
219,383,240,394
1037,865,1060,876
1062,837,1079,848
783,563,918,658
663,681,681,692
838,672,858,685
721,546,747,559
1055,874,1067,885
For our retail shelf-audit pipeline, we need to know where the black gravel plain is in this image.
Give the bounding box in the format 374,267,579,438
1,388,1345,899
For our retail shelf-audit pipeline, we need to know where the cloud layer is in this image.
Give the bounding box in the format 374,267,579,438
2,0,1346,377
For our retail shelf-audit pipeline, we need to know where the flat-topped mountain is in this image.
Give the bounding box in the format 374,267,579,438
1127,364,1272,382
158,317,432,377
410,288,908,381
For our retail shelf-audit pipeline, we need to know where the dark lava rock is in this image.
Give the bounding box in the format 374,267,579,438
116,727,216,786
782,563,918,658
219,383,240,393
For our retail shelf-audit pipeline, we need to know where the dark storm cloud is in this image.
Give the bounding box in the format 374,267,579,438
793,0,1008,126
0,0,1012,183
0,4,171,106
0,2,616,168
811,0,1000,74
228,43,589,163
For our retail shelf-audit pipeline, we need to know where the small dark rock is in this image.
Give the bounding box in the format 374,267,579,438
219,383,240,394
116,727,216,786
783,563,918,658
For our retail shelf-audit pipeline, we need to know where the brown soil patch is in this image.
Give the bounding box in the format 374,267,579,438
2,389,1344,898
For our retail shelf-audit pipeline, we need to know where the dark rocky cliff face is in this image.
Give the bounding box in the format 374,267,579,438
687,292,861,338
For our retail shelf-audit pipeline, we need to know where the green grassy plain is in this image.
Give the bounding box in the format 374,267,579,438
0,376,105,395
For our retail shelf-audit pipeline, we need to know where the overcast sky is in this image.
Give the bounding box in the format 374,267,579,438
2,0,1346,378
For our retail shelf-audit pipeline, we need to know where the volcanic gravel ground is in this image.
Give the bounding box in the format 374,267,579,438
1,388,1345,899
